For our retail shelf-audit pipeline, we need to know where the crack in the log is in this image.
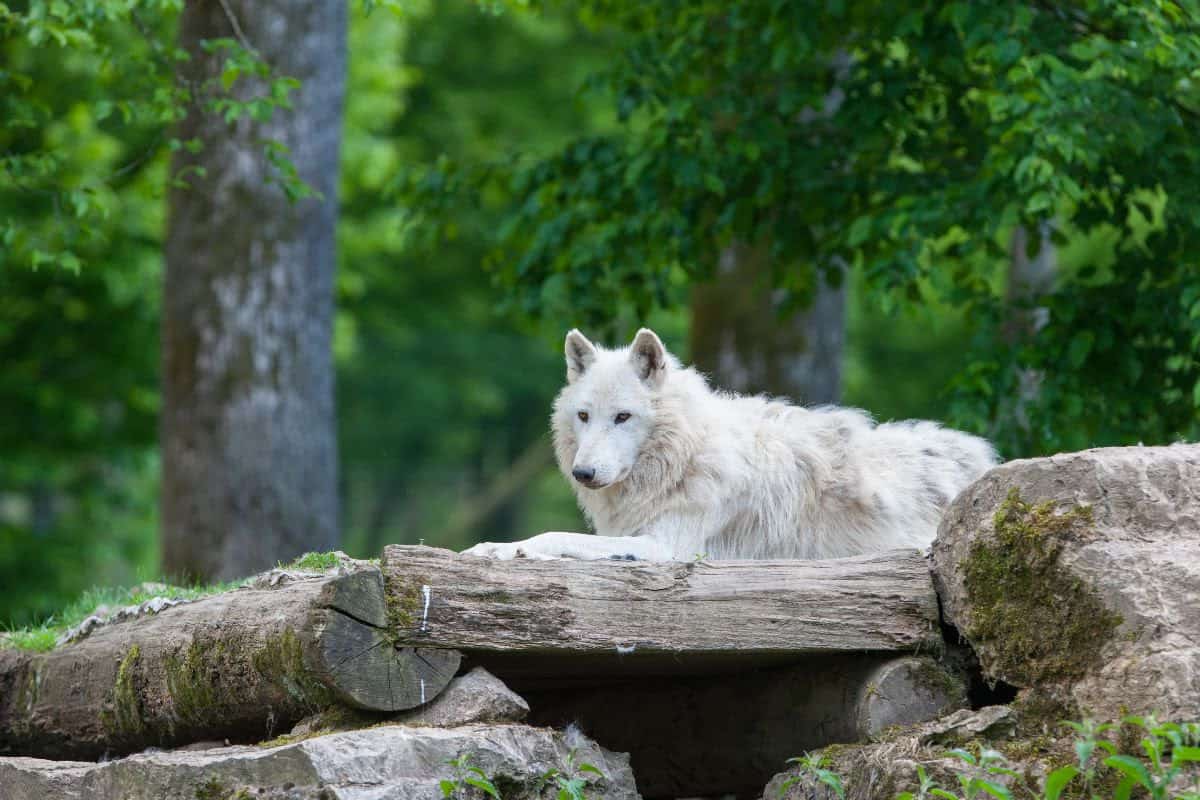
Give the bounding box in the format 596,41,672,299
330,636,389,674
326,602,385,631
413,649,455,681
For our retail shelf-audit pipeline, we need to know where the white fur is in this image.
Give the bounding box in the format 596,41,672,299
463,328,998,562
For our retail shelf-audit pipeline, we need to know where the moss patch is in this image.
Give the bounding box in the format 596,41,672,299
102,644,145,737
962,489,1122,687
165,638,224,727
251,628,334,713
194,778,253,800
384,577,424,631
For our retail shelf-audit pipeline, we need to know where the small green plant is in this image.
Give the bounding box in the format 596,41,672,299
1099,716,1200,800
938,747,1020,800
537,749,607,800
440,754,501,800
779,752,846,800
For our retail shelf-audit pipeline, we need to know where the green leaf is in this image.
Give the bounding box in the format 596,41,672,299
1067,331,1094,368
1174,745,1200,763
948,749,977,766
1043,765,1079,800
975,779,1011,800
817,769,846,800
1103,755,1152,790
1112,775,1137,800
465,775,502,800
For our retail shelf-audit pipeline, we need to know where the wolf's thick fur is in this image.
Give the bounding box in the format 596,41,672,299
463,328,997,561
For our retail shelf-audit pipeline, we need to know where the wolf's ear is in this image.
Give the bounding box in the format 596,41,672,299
630,328,668,388
565,329,597,383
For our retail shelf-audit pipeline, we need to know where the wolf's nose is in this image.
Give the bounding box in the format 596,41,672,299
572,467,595,484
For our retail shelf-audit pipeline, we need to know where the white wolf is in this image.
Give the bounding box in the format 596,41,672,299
464,328,997,562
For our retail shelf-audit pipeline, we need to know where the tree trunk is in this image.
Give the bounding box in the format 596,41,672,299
0,569,460,760
691,245,847,404
161,1,346,581
382,545,940,689
1001,223,1057,446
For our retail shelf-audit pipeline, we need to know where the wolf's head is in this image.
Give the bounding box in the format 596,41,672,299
551,327,673,490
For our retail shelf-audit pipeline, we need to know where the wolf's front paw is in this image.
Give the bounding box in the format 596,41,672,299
461,540,555,560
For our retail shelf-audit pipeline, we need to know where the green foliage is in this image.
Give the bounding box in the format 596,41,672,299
438,749,607,800
788,716,1200,800
336,1,611,555
0,1,606,625
0,0,308,627
537,749,608,800
0,1,304,271
403,0,1200,455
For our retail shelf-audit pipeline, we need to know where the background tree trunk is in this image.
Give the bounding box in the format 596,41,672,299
1000,222,1057,448
691,57,850,404
162,1,346,581
691,243,846,404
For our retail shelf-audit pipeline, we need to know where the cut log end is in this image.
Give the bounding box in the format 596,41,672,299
314,607,460,711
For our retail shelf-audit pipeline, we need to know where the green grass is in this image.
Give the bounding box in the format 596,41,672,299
1,551,350,654
280,551,343,571
1,580,242,654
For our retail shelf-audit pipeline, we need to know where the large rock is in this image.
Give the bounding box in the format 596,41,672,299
395,667,529,727
932,444,1200,721
0,723,639,800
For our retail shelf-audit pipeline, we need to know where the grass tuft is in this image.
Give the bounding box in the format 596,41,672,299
280,551,342,571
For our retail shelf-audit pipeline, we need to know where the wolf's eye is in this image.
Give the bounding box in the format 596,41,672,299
614,412,631,424
578,411,589,423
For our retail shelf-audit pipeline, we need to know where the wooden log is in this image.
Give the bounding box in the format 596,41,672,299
382,545,940,687
0,568,460,760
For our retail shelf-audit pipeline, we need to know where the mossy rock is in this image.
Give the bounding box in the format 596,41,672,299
961,489,1121,687
932,445,1200,722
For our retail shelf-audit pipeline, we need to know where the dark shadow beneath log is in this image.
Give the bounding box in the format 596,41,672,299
526,654,967,798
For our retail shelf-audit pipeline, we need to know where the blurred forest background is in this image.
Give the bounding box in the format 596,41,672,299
2,1,1198,628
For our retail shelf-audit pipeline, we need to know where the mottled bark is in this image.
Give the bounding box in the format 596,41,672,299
691,242,846,404
162,1,346,580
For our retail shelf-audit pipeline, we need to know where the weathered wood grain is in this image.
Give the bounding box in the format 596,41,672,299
382,545,939,683
0,568,458,760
